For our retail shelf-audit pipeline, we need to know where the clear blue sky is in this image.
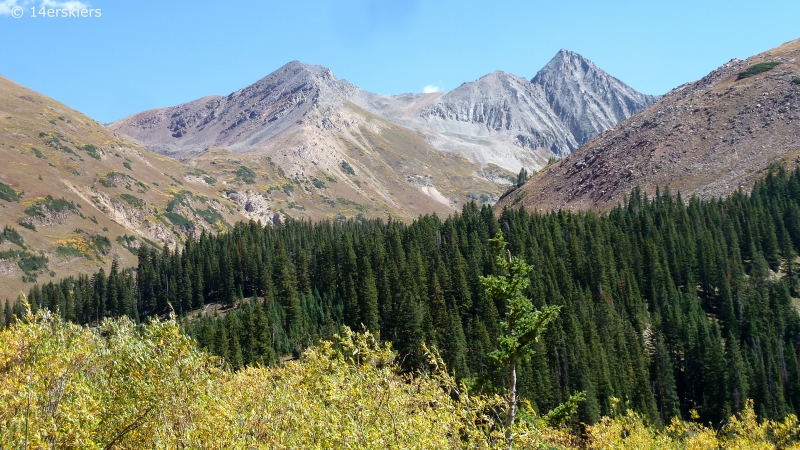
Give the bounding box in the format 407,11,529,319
1,0,798,123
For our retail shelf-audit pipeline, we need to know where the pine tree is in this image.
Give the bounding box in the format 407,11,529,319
480,231,561,449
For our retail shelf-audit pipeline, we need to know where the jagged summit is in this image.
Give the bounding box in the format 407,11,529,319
532,49,659,144
243,60,342,94
417,70,576,164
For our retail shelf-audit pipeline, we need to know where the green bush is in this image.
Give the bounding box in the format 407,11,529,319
18,253,48,273
116,234,140,255
737,61,781,80
792,78,800,85
17,220,35,231
123,161,132,170
91,234,111,252
164,212,192,228
0,226,25,248
340,161,356,176
31,147,45,158
311,177,326,189
119,193,143,208
234,166,257,184
0,182,21,202
24,195,76,217
195,207,225,226
82,144,101,160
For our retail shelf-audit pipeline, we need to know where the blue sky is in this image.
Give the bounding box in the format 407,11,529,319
1,0,799,123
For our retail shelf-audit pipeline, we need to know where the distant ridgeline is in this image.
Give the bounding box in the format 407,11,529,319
6,167,800,427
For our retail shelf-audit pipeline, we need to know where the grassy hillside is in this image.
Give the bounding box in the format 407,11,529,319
0,75,245,293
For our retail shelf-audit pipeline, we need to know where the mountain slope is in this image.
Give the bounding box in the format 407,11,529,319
500,39,800,212
413,71,576,168
110,52,656,218
0,75,249,294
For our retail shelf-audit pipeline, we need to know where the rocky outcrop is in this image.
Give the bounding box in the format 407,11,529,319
224,190,274,224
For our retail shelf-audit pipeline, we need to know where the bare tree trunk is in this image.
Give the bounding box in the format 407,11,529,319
506,357,517,450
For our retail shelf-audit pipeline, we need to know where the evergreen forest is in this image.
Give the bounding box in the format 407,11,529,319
7,166,800,429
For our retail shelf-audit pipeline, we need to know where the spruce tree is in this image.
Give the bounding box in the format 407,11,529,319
480,231,561,449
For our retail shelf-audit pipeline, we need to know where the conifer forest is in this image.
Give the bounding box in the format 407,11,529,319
7,167,800,432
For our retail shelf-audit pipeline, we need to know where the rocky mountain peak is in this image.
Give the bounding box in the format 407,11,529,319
531,49,659,145
543,49,596,73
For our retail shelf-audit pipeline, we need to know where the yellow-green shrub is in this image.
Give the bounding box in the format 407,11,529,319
3,308,799,449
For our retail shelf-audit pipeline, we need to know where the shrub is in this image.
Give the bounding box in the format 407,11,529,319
119,193,143,208
82,144,101,160
164,212,192,228
0,182,21,202
340,161,356,175
0,226,25,248
792,78,800,85
123,161,132,170
17,220,35,231
17,253,48,273
737,61,781,80
116,234,140,255
234,166,256,184
24,195,76,217
195,207,225,226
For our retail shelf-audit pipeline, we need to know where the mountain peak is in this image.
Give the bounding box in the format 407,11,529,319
531,49,658,145
255,61,338,87
537,49,598,77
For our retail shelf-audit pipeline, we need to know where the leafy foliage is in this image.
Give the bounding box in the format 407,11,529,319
0,310,524,448
481,231,562,446
119,193,142,208
163,212,191,228
82,144,101,160
116,234,140,255
3,308,800,448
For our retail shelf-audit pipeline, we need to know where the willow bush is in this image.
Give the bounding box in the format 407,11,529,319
1,308,798,448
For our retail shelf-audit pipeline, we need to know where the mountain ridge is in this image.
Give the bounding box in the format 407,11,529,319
110,51,656,170
109,50,655,220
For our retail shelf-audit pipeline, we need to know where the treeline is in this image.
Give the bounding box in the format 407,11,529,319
9,167,800,427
